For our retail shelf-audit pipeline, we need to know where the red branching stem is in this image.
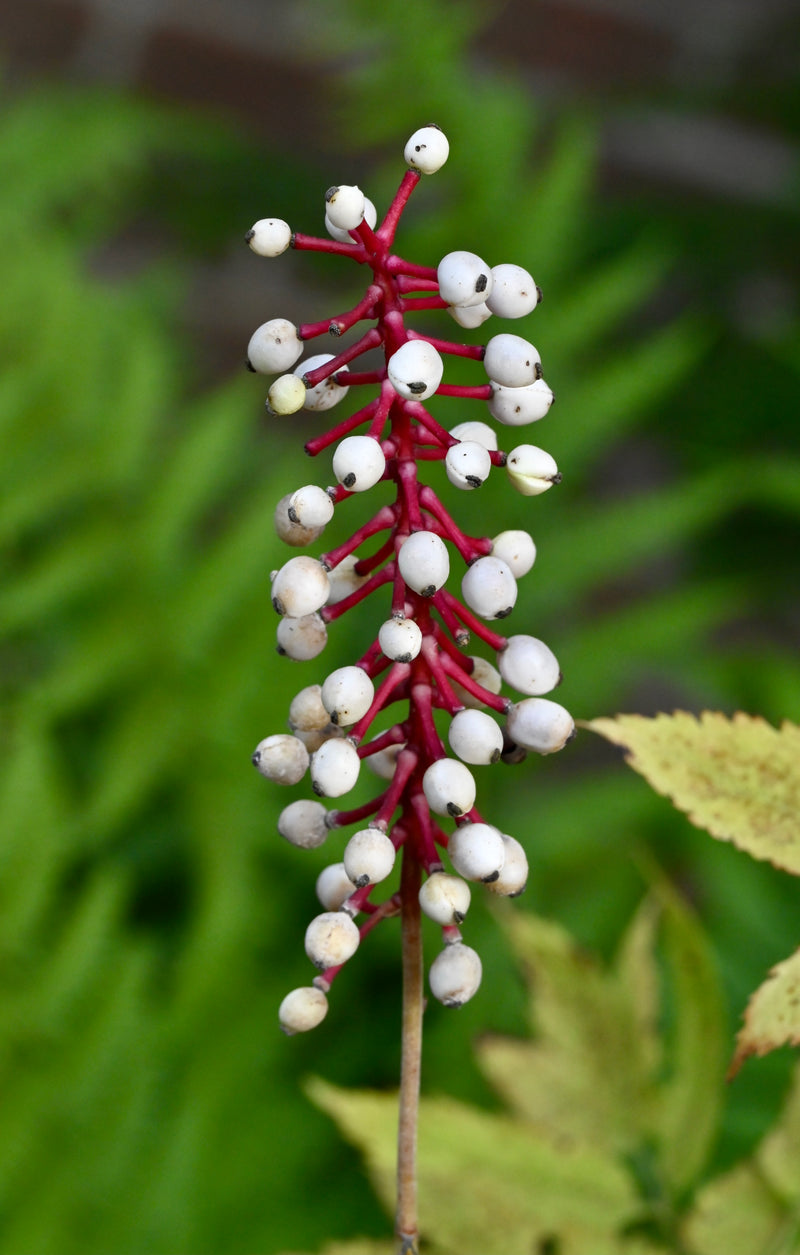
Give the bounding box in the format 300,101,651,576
305,397,380,456
350,662,412,744
292,232,366,259
330,369,385,386
332,793,385,828
407,330,485,360
299,285,383,340
322,504,398,570
395,275,440,293
352,531,397,577
420,636,463,715
377,170,421,246
409,678,445,762
397,459,424,531
303,327,382,386
400,295,450,312
418,486,490,563
321,563,395,623
437,588,508,651
438,651,510,714
402,400,455,449
431,590,470,648
374,748,419,828
386,255,436,281
409,789,445,873
436,382,494,400
358,723,408,759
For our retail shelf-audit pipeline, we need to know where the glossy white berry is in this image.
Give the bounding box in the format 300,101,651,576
378,617,423,662
274,494,325,547
449,420,497,451
332,435,386,492
321,666,374,727
279,986,329,1034
419,871,471,925
491,530,536,578
289,685,329,733
506,445,561,496
448,709,504,765
325,554,368,605
297,354,350,411
278,798,329,849
344,827,396,888
450,656,503,709
404,124,449,173
429,942,482,1007
448,301,492,329
310,737,361,797
271,556,330,617
288,485,334,529
488,379,554,426
246,217,291,257
267,374,306,416
422,758,476,817
506,697,575,754
305,911,360,969
324,184,366,231
316,862,355,911
483,334,540,388
485,264,540,318
437,251,492,307
485,834,529,897
387,340,444,401
252,734,309,785
247,319,303,375
461,556,517,620
325,196,377,243
276,613,328,660
448,822,506,883
498,635,561,696
365,739,405,780
445,440,491,490
397,531,449,597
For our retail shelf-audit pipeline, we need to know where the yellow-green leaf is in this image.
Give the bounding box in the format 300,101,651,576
585,712,800,875
730,948,800,1077
307,1078,639,1255
681,1161,791,1255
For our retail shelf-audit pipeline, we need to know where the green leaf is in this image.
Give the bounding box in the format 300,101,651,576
730,949,800,1078
585,713,800,876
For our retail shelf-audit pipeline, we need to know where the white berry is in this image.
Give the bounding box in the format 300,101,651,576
274,494,325,547
267,374,306,415
332,435,386,491
305,911,360,969
461,556,517,620
321,665,375,727
498,635,561,696
488,379,554,426
387,340,444,401
448,709,504,765
310,738,361,797
429,942,482,1007
483,334,540,388
325,196,377,242
449,420,497,451
404,125,449,174
278,798,329,849
422,758,476,817
297,354,350,411
289,685,329,733
419,871,471,925
247,319,303,375
344,827,396,888
506,445,561,496
252,734,309,785
279,986,329,1034
485,264,540,319
491,530,536,578
398,531,449,597
437,251,492,307
450,656,503,709
448,822,506,882
378,617,423,662
246,218,291,257
276,613,328,660
288,485,334,529
271,556,330,618
324,184,366,231
316,862,355,911
445,440,491,490
448,301,492,329
485,834,529,897
506,698,575,754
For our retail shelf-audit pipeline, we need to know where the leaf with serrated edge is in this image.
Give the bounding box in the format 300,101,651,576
730,948,800,1077
307,1078,638,1255
586,712,800,876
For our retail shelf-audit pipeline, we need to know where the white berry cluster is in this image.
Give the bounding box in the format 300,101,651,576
245,125,574,1035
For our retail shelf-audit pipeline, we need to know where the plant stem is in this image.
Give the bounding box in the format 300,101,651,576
396,847,423,1255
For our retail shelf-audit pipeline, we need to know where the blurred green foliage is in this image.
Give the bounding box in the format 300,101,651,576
1,0,798,1250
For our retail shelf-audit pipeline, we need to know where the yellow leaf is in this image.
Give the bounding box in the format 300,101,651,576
730,948,800,1077
585,712,800,875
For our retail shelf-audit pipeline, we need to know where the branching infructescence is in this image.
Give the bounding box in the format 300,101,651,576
247,125,574,1035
